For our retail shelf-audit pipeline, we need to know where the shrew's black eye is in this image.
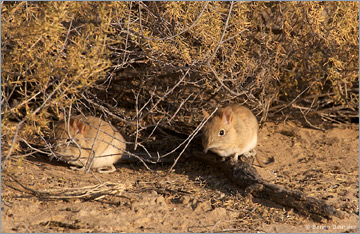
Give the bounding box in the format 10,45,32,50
219,129,225,136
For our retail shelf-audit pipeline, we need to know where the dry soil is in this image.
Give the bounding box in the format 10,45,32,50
1,121,359,233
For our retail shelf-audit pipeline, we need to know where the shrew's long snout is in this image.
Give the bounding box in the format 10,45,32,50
202,138,209,153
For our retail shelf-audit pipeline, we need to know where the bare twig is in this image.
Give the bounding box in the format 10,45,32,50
2,79,65,169
60,18,73,53
134,90,140,150
128,1,209,41
207,61,248,97
4,172,131,201
205,1,234,64
144,69,190,119
85,117,103,173
166,107,218,172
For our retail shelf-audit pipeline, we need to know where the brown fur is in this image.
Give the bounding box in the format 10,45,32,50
202,104,266,167
54,116,126,173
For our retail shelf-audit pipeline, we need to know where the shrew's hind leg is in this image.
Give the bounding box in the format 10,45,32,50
243,149,273,168
70,165,86,171
97,165,116,174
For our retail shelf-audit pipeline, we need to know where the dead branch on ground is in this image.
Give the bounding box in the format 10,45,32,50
192,149,344,222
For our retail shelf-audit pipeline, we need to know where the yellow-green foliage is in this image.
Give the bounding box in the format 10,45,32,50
2,2,114,136
1,2,358,155
114,2,358,111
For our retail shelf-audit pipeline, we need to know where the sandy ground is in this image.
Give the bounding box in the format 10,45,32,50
1,121,359,233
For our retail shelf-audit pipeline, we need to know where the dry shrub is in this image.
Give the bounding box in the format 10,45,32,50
1,1,358,168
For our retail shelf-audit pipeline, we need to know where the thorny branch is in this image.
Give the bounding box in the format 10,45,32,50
1,79,66,169
2,1,358,174
124,1,210,42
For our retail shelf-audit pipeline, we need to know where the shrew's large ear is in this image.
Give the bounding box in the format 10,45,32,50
221,108,233,125
72,118,87,134
202,109,210,118
58,112,64,121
